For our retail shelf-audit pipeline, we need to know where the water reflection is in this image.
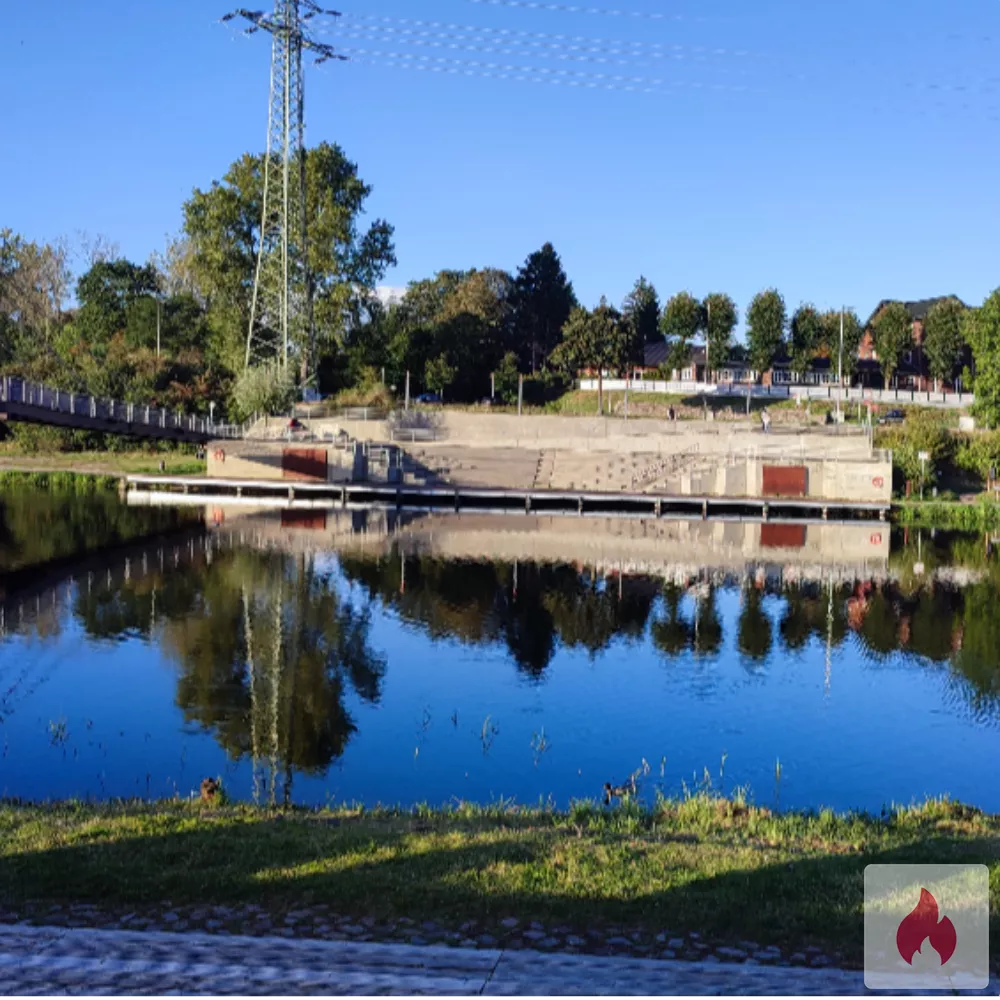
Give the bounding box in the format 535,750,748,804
1,495,999,809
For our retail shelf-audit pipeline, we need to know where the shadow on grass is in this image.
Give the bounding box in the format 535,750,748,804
1,810,996,965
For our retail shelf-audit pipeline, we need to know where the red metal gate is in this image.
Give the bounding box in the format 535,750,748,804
762,465,807,497
760,523,807,549
281,447,327,482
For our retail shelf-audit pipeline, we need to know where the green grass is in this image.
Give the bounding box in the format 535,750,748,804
894,499,1000,529
1,796,997,966
0,450,205,478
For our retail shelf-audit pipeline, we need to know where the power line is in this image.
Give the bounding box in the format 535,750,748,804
463,0,693,22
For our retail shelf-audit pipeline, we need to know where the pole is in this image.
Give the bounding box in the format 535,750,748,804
837,307,844,423
518,375,524,416
156,299,161,358
490,372,495,401
624,377,629,421
405,370,410,412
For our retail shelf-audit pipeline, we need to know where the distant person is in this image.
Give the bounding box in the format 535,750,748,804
667,405,675,422
761,408,771,434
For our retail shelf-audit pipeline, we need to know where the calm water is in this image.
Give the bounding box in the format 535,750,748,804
1,489,998,812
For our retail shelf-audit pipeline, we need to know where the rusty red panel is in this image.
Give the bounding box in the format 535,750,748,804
282,447,327,482
762,465,807,497
280,509,328,530
760,523,807,549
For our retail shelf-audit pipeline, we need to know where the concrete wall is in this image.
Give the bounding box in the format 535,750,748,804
205,440,352,483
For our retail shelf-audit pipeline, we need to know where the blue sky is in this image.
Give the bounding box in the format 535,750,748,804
3,0,999,328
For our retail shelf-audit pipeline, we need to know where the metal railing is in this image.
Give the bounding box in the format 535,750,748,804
0,376,245,439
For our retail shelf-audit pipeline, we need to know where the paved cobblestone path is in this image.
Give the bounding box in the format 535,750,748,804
1,923,995,995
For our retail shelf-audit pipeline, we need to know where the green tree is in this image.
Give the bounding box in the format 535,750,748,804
963,290,1000,427
703,292,738,375
75,259,161,353
870,301,913,388
511,242,577,373
819,309,863,382
183,143,395,378
493,351,521,404
552,299,628,413
424,354,456,399
660,292,703,376
621,276,661,365
746,289,786,379
923,297,967,389
789,304,822,377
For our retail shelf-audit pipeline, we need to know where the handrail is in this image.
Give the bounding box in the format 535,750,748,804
0,375,242,439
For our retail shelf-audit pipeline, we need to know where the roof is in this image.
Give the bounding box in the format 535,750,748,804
864,296,968,328
641,343,712,368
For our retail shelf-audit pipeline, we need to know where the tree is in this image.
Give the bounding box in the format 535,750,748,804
424,354,456,399
923,297,967,389
511,242,577,373
745,289,786,379
703,293,738,375
493,351,521,404
963,289,1000,427
75,258,161,353
660,292,702,376
621,276,661,366
789,304,822,377
871,301,913,388
552,299,628,413
819,309,863,382
183,142,395,378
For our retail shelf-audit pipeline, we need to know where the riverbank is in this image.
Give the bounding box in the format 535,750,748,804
1,797,997,970
0,451,205,479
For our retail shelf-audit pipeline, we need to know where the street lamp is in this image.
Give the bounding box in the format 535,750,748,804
209,401,216,428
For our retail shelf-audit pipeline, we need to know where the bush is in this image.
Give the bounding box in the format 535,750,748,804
954,431,1000,483
228,363,296,422
876,411,954,491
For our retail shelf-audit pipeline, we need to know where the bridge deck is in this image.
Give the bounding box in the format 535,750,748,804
0,377,243,443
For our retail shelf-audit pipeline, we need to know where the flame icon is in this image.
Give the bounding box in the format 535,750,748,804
896,888,957,966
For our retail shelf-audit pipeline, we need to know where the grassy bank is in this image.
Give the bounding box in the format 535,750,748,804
1,797,997,966
893,499,1000,529
0,451,205,479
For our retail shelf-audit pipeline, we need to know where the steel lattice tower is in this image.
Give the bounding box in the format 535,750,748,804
223,3,344,373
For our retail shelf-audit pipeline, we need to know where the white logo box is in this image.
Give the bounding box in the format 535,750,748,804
864,864,990,990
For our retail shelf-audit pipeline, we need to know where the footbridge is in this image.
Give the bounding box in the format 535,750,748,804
0,376,244,444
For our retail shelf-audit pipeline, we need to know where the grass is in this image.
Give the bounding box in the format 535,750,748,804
894,499,1000,529
0,796,997,966
0,450,205,478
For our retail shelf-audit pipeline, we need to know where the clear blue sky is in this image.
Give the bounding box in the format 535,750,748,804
3,0,998,327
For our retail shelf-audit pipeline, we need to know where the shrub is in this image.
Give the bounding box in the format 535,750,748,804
877,411,954,491
954,430,1000,483
228,363,296,422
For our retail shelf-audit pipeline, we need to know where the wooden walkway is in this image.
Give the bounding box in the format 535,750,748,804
126,474,890,522
0,376,244,443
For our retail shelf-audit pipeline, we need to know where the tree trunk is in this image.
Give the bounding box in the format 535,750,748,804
598,370,603,415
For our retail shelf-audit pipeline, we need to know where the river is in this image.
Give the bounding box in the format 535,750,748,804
1,488,997,812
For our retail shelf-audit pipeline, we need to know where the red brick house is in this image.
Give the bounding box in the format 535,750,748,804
859,297,971,390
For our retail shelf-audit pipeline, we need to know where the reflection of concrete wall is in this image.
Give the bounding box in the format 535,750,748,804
207,510,891,581
205,440,352,483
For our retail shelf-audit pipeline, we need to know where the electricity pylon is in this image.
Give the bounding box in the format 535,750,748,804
223,3,344,373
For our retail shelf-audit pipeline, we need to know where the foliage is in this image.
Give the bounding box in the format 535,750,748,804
621,276,661,364
819,309,862,379
870,301,913,388
659,292,702,373
424,355,457,398
183,143,396,376
703,293,738,374
228,362,296,421
745,289,786,378
551,299,630,385
894,499,1000,529
876,410,955,491
954,430,1000,483
75,259,161,352
493,351,521,405
511,242,577,373
923,297,968,387
963,289,1000,428
789,304,822,377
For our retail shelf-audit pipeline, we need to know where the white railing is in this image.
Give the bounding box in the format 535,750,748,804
578,379,974,408
0,375,244,439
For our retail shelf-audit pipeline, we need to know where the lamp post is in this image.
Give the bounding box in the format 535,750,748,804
209,401,216,428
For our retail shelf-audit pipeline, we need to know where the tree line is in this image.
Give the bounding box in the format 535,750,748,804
4,139,1000,429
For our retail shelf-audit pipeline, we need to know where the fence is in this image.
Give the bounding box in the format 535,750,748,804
578,379,974,408
0,376,245,439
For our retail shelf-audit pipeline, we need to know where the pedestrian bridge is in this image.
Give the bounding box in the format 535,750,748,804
0,376,243,443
